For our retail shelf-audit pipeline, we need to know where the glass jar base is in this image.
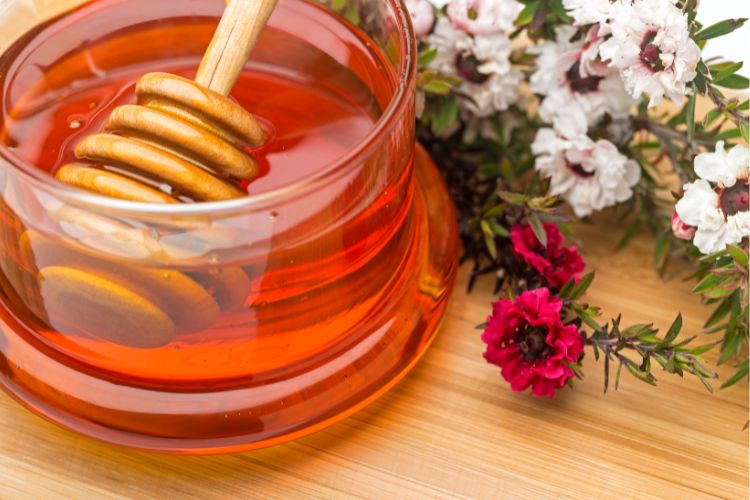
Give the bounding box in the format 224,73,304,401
0,144,458,454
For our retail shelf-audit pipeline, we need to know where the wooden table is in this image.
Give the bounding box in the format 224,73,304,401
0,211,748,500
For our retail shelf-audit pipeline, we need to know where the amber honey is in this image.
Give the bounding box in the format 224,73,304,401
0,0,458,453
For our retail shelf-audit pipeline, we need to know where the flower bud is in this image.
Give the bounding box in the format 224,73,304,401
671,212,696,240
405,0,435,39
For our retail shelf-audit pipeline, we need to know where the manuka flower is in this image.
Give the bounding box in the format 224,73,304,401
510,221,585,289
482,287,584,398
446,0,521,35
563,0,615,27
405,0,435,39
675,142,750,254
531,110,641,217
671,212,697,240
529,25,635,127
427,18,522,117
598,0,700,108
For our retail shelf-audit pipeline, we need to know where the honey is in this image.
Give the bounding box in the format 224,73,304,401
0,0,459,453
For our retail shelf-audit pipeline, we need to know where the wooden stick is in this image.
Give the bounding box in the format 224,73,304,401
195,0,279,97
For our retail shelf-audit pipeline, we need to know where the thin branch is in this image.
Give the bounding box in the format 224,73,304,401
657,136,690,186
708,85,750,125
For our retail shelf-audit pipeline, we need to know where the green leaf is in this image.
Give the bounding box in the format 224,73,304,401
721,365,749,389
703,107,722,128
703,285,735,299
664,353,677,373
480,220,497,260
475,322,488,330
713,74,750,89
626,362,656,385
694,71,707,94
696,374,714,393
616,218,642,250
516,1,539,26
704,294,735,328
655,313,683,350
654,232,670,267
740,122,750,144
497,191,528,205
615,360,623,390
558,277,576,298
422,81,453,95
531,0,550,31
570,271,595,300
549,0,572,22
483,203,506,219
488,220,509,237
527,211,547,247
689,341,722,356
417,48,438,67
573,306,602,332
697,58,711,76
686,85,697,141
726,244,749,267
692,273,727,294
432,99,459,134
694,18,748,42
714,128,742,140
712,62,744,84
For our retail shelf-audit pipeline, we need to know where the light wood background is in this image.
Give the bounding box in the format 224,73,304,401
0,209,747,500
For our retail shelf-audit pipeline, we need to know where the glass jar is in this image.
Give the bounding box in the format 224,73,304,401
0,0,458,453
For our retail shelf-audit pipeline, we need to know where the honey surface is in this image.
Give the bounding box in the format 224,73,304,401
0,0,386,196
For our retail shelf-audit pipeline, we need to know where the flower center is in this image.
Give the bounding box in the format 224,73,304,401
718,179,750,218
640,31,665,72
518,326,551,361
455,52,490,84
566,160,596,178
566,60,603,94
467,7,478,20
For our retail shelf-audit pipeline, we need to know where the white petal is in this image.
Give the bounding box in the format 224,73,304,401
694,141,736,186
623,159,641,186
675,179,718,227
693,225,727,255
726,145,750,179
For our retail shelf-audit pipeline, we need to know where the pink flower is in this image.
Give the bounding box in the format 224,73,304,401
405,0,435,39
671,211,697,240
510,222,585,289
482,288,584,398
447,0,520,35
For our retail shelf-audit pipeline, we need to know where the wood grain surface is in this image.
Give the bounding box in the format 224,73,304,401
0,209,747,500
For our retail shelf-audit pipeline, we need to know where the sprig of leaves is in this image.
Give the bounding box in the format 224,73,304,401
575,312,721,393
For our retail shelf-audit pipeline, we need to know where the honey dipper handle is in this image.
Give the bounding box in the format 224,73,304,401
195,0,279,97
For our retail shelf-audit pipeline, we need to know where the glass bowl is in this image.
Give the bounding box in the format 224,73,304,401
0,0,458,453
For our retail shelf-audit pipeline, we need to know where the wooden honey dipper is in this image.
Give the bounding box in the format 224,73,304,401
21,0,279,349
56,0,278,203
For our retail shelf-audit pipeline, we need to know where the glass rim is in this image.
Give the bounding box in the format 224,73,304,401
0,0,416,217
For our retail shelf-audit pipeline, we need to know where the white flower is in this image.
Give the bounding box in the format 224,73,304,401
427,18,473,74
675,142,750,254
598,0,701,108
532,109,641,217
694,140,750,188
446,0,521,35
427,18,522,117
405,0,436,38
563,0,614,27
530,25,635,126
460,71,524,117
